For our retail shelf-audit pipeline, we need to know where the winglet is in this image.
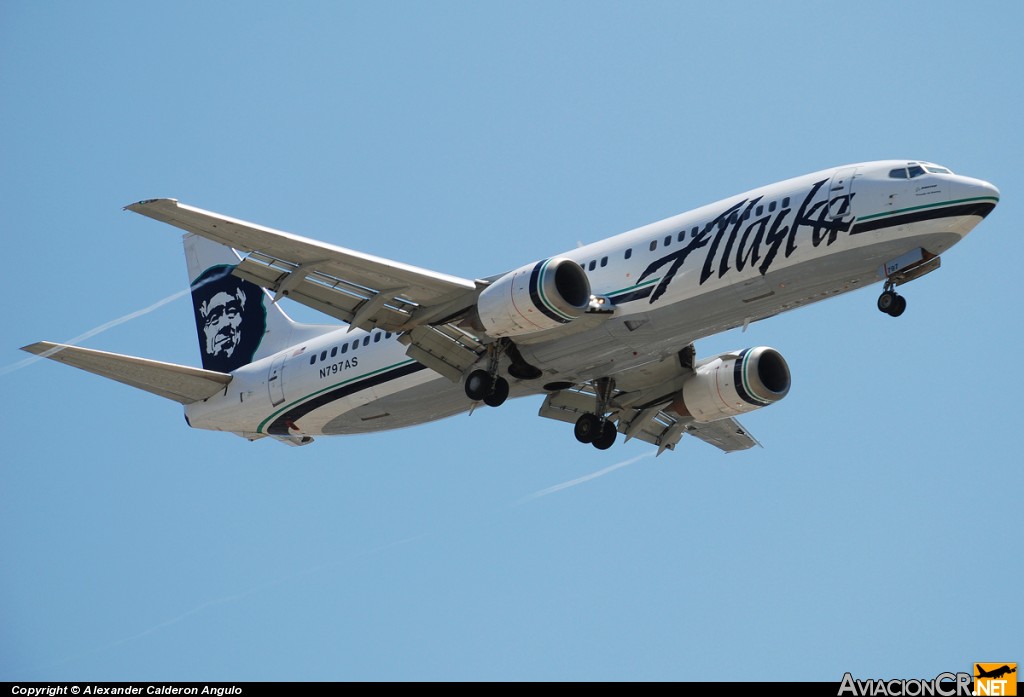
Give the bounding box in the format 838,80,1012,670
124,198,178,213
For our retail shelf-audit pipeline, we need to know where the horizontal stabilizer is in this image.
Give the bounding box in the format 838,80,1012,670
21,342,231,404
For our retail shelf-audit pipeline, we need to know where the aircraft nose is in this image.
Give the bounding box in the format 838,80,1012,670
980,179,1000,202
955,176,1000,207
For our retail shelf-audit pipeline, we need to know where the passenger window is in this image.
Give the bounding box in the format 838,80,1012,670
649,240,657,251
908,165,925,178
889,168,908,179
756,205,763,216
782,197,790,207
341,343,348,354
330,347,337,358
310,355,316,365
374,333,381,343
600,256,608,267
588,260,596,271
320,351,327,361
692,226,698,237
363,336,370,347
624,248,632,260
664,235,672,247
677,230,685,242
385,332,392,339
769,201,776,212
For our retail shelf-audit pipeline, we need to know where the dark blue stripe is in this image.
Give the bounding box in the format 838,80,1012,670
851,201,995,235
268,362,428,435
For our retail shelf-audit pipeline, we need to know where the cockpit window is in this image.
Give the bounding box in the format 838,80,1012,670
889,163,953,179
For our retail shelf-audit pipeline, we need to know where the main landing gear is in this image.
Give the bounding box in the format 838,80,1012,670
877,281,907,318
573,377,618,450
464,342,510,407
574,413,617,450
465,369,509,407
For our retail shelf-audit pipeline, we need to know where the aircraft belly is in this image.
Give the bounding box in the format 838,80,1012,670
319,375,471,434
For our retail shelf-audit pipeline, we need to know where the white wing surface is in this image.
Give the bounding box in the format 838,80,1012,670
126,199,480,333
21,342,231,404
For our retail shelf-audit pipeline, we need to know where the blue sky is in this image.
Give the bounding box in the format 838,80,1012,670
2,1,1021,681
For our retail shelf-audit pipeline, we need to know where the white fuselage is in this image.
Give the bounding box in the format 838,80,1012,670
183,160,999,438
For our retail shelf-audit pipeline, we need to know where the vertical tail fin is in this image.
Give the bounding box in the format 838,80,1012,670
184,233,338,372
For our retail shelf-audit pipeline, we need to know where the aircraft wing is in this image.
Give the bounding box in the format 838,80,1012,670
126,199,481,333
21,342,231,404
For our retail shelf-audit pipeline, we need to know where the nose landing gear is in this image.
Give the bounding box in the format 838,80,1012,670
877,281,907,317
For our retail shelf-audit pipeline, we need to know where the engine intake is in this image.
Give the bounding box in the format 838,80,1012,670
670,346,791,422
476,257,591,338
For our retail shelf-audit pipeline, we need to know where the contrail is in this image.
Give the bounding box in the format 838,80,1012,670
515,451,654,504
13,532,429,676
1,288,191,376
11,452,655,675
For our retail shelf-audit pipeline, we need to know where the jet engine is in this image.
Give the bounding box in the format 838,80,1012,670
669,347,791,422
475,257,591,338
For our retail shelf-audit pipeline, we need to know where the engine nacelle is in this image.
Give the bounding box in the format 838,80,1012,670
669,347,791,422
476,257,591,338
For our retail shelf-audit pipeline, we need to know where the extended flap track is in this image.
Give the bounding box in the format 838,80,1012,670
237,252,421,326
399,324,486,383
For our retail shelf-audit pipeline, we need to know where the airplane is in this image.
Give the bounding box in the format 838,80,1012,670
22,160,999,454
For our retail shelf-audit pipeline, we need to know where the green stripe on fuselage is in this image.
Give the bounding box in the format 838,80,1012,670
857,196,999,222
606,277,660,297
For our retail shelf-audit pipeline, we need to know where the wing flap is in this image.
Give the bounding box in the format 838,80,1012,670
21,342,231,404
127,199,479,331
538,381,758,454
685,418,759,452
399,325,485,383
234,253,426,330
537,388,685,454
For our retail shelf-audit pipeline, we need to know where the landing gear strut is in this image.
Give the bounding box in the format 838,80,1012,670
464,342,510,407
573,377,618,450
877,281,907,318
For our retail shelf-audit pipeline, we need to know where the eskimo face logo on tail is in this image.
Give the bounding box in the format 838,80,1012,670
190,265,267,372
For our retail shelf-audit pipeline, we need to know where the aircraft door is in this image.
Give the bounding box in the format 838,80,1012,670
268,353,286,407
827,167,857,220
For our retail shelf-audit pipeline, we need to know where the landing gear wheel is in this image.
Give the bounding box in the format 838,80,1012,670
574,413,600,444
591,422,617,450
890,295,907,317
483,377,509,407
877,290,898,314
464,369,491,401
